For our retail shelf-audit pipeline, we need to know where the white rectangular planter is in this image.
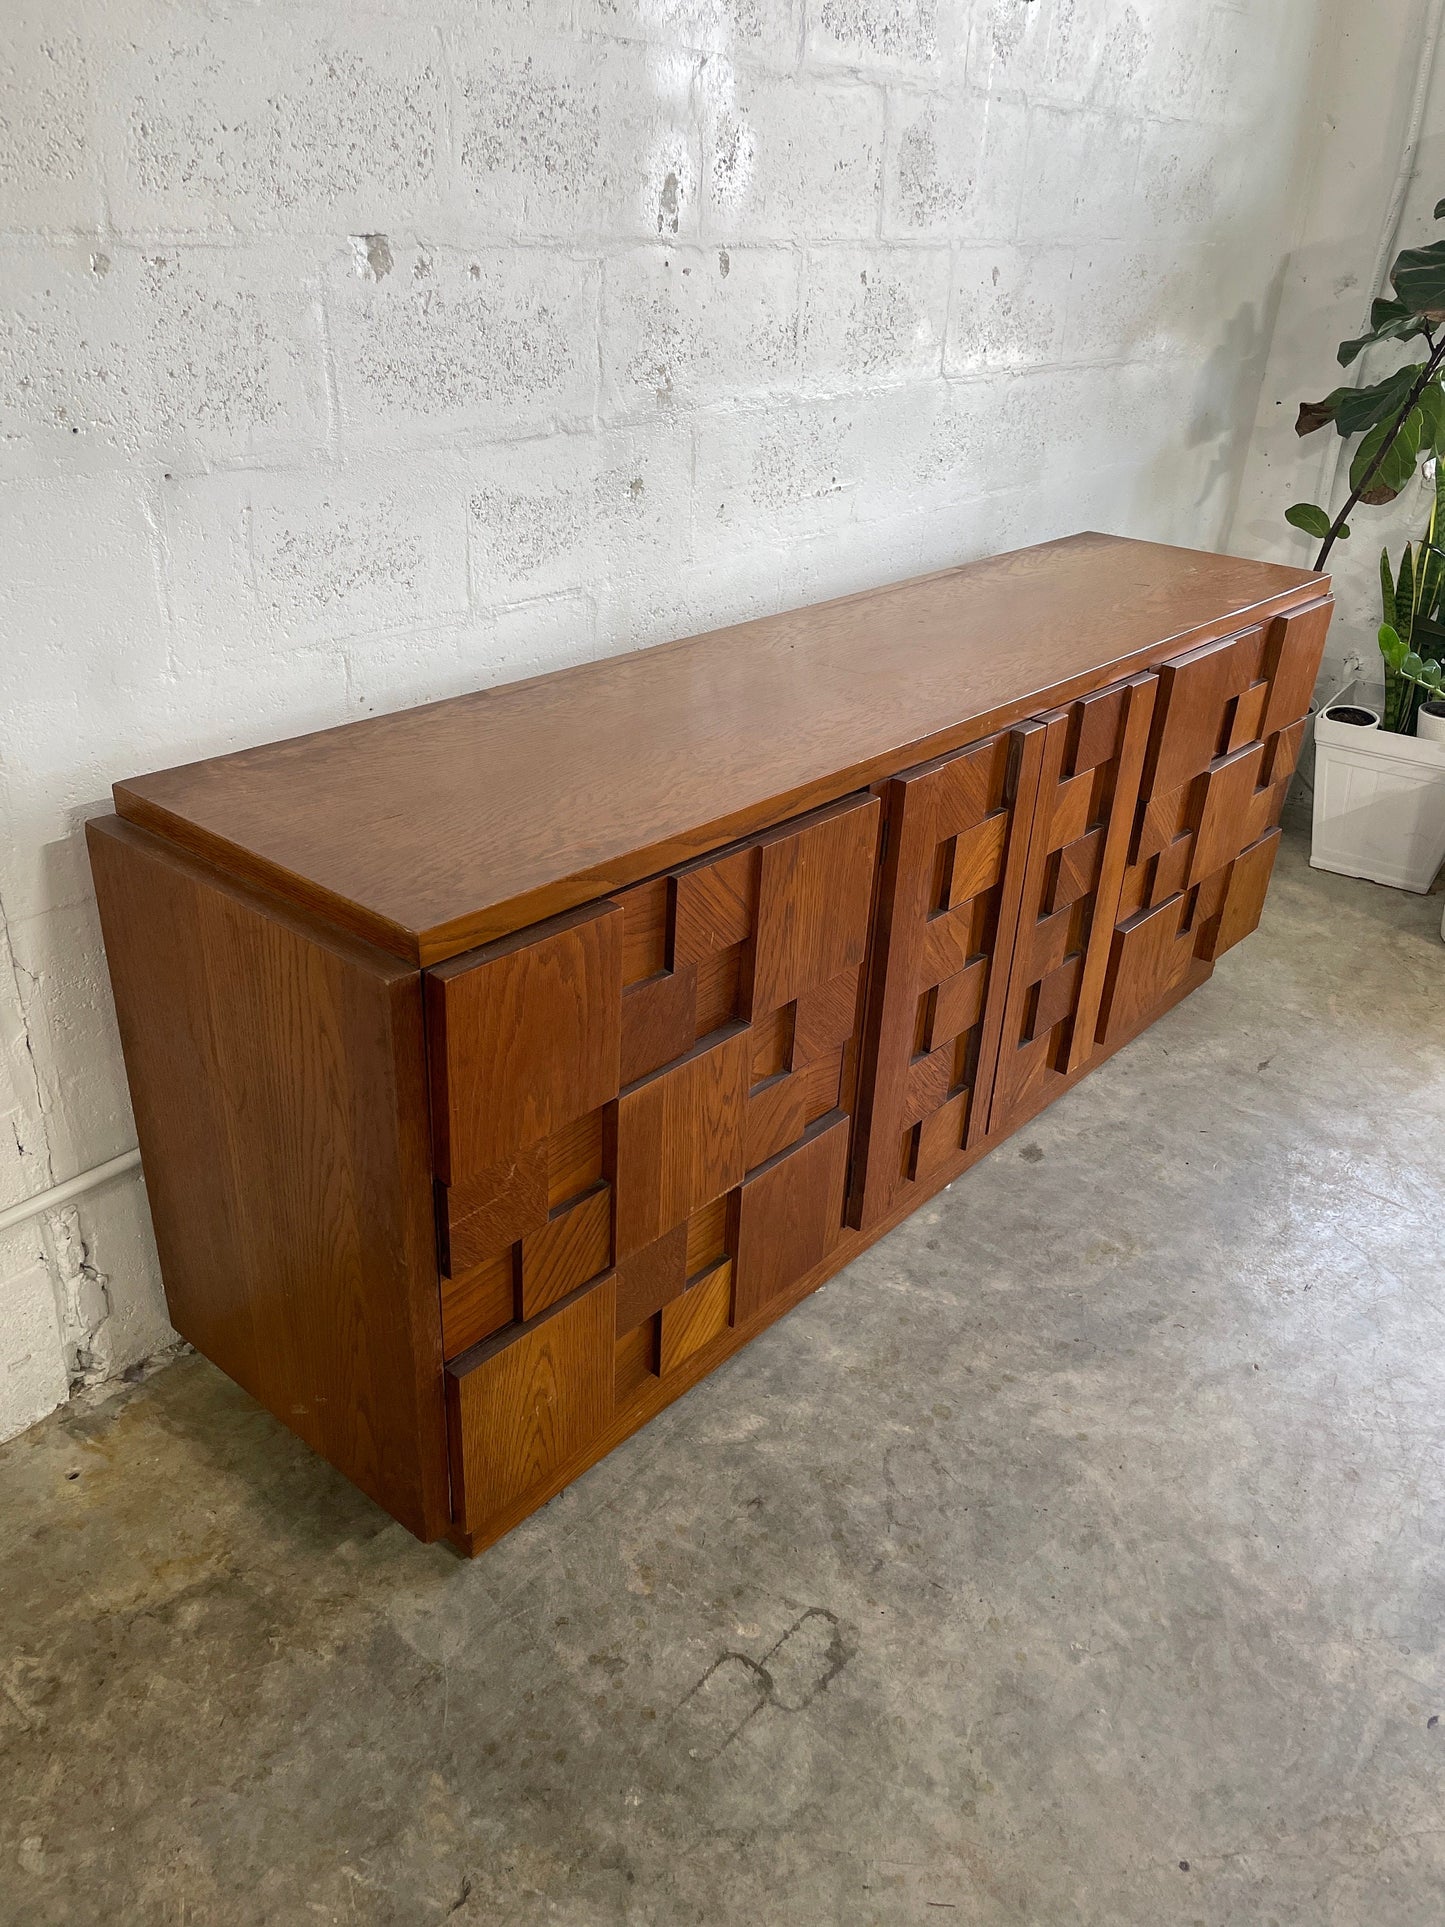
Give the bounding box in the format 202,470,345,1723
1311,679,1445,892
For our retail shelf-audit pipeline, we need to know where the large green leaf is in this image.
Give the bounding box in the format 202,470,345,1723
1337,297,1430,367
1380,622,1407,671
1284,502,1332,539
1392,238,1445,315
1335,363,1424,437
1296,388,1351,435
1350,405,1425,503
1417,379,1445,452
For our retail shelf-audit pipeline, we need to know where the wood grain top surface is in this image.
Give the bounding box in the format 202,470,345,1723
113,533,1326,963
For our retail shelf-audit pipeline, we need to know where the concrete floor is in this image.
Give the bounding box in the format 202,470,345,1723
4,828,1445,1927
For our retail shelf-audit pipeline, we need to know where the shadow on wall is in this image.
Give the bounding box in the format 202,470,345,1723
1189,302,1269,512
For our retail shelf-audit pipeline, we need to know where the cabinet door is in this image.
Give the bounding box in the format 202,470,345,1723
432,791,880,1540
1096,598,1330,1049
988,674,1156,1136
850,724,1045,1229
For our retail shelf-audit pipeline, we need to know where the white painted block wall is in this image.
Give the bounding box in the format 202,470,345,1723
1230,0,1445,694
0,0,1332,1441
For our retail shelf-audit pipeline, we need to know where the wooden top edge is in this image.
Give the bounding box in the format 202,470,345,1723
113,535,1329,964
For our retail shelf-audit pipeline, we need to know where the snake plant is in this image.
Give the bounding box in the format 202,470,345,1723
1377,459,1445,731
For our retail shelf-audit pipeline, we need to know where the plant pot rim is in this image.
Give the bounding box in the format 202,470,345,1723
1315,680,1445,762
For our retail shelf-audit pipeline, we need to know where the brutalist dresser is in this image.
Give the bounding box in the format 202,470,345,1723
88,534,1331,1552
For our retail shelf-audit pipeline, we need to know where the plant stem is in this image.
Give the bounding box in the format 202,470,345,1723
1314,338,1445,571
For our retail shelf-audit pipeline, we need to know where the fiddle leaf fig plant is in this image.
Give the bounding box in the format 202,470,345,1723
1287,198,1445,571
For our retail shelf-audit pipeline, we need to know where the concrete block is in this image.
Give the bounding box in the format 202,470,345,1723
0,242,329,473
0,9,102,229
787,508,931,607
345,594,598,717
963,0,1108,107
0,475,171,926
103,16,445,233
882,88,1028,241
1087,0,1157,117
913,371,1042,504
701,62,885,240
1017,105,1141,243
692,396,866,542
594,546,785,656
802,245,949,392
469,418,693,604
0,1258,67,1446
577,0,803,70
945,244,1072,374
163,462,467,659
805,0,939,74
4,900,140,1185
1136,117,1249,235
327,245,599,447
453,35,700,241
845,377,991,518
602,244,799,419
1061,241,1182,365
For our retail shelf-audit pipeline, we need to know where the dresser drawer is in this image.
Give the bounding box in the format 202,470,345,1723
431,793,882,1542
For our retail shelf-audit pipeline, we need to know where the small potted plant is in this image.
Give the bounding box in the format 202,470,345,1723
1286,201,1445,891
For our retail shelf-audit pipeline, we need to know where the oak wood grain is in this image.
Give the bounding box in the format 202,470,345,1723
447,1277,616,1530
427,902,622,1185
445,961,1203,1556
113,536,1326,964
87,815,448,1541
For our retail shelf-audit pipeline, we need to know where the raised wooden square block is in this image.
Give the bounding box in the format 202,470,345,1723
614,1027,750,1258
427,902,622,1183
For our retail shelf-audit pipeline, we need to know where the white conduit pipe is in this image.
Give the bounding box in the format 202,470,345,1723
0,1148,142,1237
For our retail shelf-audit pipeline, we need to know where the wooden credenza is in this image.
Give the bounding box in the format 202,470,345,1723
88,535,1330,1552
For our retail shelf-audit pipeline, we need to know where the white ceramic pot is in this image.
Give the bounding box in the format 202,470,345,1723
1312,680,1445,892
1417,700,1445,745
1321,700,1381,730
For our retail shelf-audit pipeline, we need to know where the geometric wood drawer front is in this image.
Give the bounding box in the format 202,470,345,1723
1102,599,1330,1047
851,724,1043,1228
438,791,880,1542
425,903,622,1185
988,673,1156,1135
447,1279,616,1528
90,537,1333,1555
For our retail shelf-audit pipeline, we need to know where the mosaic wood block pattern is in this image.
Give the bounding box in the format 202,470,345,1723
92,537,1332,1553
850,725,1044,1228
1096,600,1330,1049
437,792,880,1537
988,674,1157,1135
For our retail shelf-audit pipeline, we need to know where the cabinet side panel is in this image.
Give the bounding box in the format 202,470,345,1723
87,815,447,1542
